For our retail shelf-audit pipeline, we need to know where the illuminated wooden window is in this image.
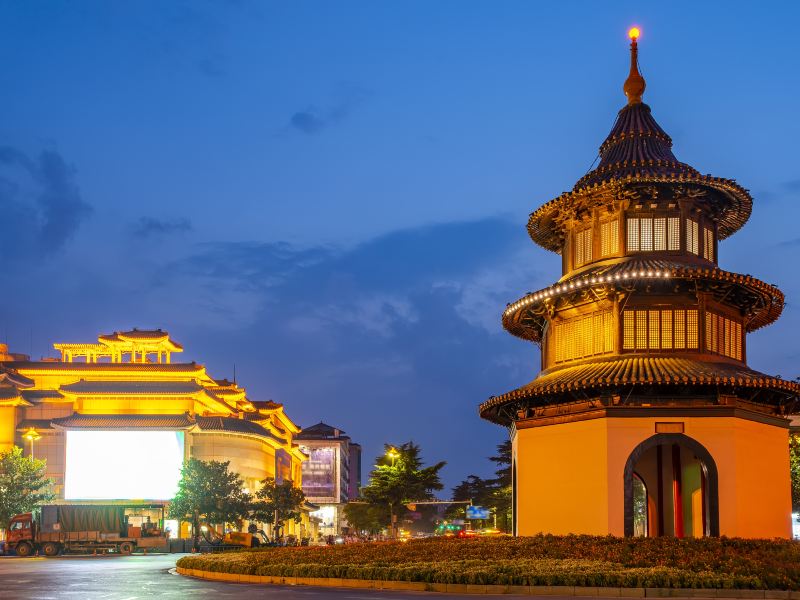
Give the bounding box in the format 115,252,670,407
653,218,666,251
575,227,593,267
704,311,742,360
687,310,699,349
674,310,686,349
627,218,639,252
636,310,648,349
628,216,680,253
622,308,698,352
703,227,714,261
686,219,700,255
552,309,614,364
600,220,619,257
648,311,660,349
668,217,680,250
623,311,635,349
661,310,673,349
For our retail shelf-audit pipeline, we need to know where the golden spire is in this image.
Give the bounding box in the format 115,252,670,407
623,27,646,105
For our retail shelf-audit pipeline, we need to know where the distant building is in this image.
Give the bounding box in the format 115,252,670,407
296,422,361,535
0,329,316,541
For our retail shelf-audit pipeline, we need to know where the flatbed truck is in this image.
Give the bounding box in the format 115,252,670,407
6,505,168,556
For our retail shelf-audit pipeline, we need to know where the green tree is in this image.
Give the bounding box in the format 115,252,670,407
791,434,800,512
360,442,445,537
249,478,305,539
168,459,250,550
0,446,54,531
343,502,389,535
448,439,512,531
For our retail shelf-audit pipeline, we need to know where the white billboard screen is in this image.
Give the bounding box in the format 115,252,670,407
65,430,185,500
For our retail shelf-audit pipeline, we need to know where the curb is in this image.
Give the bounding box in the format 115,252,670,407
175,567,800,598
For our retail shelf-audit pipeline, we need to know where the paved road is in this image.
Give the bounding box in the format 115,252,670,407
0,554,534,599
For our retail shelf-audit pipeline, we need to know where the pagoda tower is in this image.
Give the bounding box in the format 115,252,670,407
480,29,798,538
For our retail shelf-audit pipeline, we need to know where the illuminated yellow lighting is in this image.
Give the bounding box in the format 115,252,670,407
23,427,41,442
628,26,640,40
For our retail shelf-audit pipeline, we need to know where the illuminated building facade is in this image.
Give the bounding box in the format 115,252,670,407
0,329,314,539
480,31,799,538
296,422,361,535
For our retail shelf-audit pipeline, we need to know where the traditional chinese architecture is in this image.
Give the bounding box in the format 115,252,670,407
480,29,798,538
0,329,316,540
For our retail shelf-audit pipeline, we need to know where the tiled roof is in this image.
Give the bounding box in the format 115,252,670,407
296,422,349,440
250,400,283,410
195,416,281,441
51,413,194,429
16,420,55,431
0,385,22,401
502,259,784,342
480,357,800,423
21,389,66,402
59,380,203,395
0,369,35,387
13,361,202,372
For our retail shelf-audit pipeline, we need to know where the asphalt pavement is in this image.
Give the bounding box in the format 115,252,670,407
0,553,535,599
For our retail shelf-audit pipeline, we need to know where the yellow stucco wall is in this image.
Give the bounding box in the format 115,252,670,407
0,406,16,452
515,414,792,539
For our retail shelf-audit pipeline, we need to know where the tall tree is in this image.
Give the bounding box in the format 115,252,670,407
249,478,305,539
343,502,389,535
791,434,800,512
359,442,445,536
168,459,250,550
0,446,54,531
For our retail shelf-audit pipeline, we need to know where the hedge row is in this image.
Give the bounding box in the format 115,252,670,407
176,535,800,590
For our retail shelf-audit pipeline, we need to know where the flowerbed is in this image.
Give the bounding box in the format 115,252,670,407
176,535,800,590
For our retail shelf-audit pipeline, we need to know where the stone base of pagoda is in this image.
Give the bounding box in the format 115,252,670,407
512,409,791,538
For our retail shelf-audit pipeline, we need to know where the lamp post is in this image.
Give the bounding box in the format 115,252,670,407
386,447,399,467
23,427,41,460
385,448,400,538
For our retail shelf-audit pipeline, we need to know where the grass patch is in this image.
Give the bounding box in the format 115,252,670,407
176,535,800,590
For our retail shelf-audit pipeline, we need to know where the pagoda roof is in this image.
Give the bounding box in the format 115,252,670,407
12,361,203,373
194,416,283,441
480,357,800,424
59,380,203,396
16,419,55,431
51,413,195,430
503,259,784,343
20,389,66,403
527,44,753,253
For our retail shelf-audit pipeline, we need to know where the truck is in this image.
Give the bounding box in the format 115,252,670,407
6,505,169,557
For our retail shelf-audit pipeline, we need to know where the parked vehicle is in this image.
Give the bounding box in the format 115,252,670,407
6,505,168,557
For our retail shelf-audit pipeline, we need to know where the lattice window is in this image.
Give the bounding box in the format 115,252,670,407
623,308,698,352
704,310,742,360
686,219,700,255
703,227,714,261
623,311,635,350
627,215,680,253
575,227,593,267
552,309,614,364
600,220,619,257
668,217,680,250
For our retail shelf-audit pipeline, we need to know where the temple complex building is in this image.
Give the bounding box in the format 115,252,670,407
0,329,315,540
480,30,799,538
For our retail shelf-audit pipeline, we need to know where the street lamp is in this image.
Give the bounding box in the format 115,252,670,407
23,428,41,460
386,447,400,467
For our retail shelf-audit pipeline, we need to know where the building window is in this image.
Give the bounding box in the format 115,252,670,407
552,309,613,364
703,227,714,261
575,227,593,267
686,219,700,255
623,308,699,351
705,311,742,360
627,216,680,253
600,220,619,257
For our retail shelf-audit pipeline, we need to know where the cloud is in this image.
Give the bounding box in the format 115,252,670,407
782,179,800,194
132,216,193,238
0,147,91,259
288,86,369,135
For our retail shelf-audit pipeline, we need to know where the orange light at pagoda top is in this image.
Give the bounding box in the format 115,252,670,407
628,27,640,41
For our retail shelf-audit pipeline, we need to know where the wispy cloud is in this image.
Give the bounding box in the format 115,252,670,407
288,85,369,135
0,146,91,259
132,216,193,238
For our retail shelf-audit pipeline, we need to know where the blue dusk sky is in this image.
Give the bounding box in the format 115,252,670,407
1,1,799,490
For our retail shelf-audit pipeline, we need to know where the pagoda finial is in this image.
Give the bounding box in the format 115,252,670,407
623,27,646,105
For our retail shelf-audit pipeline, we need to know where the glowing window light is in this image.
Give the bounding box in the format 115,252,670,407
687,310,699,348
640,218,653,252
704,227,715,261
661,310,673,349
654,218,666,251
623,312,635,349
627,218,639,252
674,310,686,349
686,219,700,255
636,311,648,349
601,220,619,257
668,217,680,250
648,311,660,349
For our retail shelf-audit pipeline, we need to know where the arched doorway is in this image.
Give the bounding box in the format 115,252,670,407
624,433,719,537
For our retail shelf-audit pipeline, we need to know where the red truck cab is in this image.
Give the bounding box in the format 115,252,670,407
7,513,36,556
